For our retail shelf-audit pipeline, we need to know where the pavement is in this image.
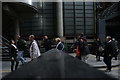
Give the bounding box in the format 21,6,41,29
1,53,120,79
69,53,120,68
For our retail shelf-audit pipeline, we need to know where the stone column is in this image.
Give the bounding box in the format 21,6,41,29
56,1,63,37
0,2,2,37
14,19,20,41
98,19,106,42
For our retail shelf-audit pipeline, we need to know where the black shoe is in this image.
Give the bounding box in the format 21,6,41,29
105,70,111,72
115,58,117,60
11,70,14,72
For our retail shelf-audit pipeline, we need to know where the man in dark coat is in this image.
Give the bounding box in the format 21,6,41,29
43,36,52,52
103,36,114,72
55,38,64,51
16,35,26,64
94,38,103,61
78,37,89,62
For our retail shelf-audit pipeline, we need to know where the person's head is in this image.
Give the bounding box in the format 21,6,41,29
77,34,81,39
106,36,111,42
79,37,84,42
112,38,115,41
44,36,48,39
80,33,84,37
29,35,35,41
10,39,15,44
55,37,61,43
17,35,20,40
97,38,101,41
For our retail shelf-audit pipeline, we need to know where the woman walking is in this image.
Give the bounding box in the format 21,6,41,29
9,39,19,72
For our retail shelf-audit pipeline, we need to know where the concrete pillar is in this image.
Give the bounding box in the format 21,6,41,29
0,2,2,37
56,1,63,37
0,2,2,79
98,19,106,42
14,19,20,41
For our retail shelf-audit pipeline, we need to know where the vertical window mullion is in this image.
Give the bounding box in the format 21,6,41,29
83,2,86,35
73,2,76,35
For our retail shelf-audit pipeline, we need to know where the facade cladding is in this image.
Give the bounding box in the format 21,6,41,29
20,2,95,38
63,2,95,37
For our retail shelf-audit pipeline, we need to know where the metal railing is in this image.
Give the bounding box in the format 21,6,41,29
101,3,119,19
0,35,10,60
0,35,9,46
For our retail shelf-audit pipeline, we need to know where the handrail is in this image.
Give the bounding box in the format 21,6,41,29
0,35,10,47
3,41,9,47
0,35,9,43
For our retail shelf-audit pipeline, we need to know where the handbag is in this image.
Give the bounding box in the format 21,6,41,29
98,46,104,52
75,46,80,56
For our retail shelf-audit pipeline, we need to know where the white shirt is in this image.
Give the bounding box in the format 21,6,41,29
11,44,17,49
30,40,41,59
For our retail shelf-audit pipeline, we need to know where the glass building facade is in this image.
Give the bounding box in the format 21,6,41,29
20,2,95,38
20,2,56,37
63,2,95,37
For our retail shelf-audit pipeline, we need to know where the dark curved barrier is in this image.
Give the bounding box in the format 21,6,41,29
2,49,118,80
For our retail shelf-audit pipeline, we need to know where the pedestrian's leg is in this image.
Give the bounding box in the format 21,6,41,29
103,57,108,70
76,56,81,60
79,55,81,60
82,56,86,62
15,61,19,70
20,51,26,63
98,55,100,61
98,52,101,61
96,52,98,61
18,51,26,64
17,51,21,59
11,60,14,72
115,52,117,60
85,55,88,63
96,52,99,61
20,57,26,64
15,57,19,70
107,56,112,71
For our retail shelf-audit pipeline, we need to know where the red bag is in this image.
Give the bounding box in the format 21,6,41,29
75,46,80,56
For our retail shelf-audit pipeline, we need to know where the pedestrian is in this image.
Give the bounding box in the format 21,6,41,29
103,36,114,72
29,35,41,60
112,38,119,60
71,35,81,60
74,38,82,60
55,37,64,51
43,36,52,52
71,33,84,50
71,34,81,50
80,33,87,41
9,39,19,72
94,38,103,61
16,35,26,64
79,37,89,62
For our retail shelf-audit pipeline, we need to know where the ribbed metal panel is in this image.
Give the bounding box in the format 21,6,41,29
63,2,95,37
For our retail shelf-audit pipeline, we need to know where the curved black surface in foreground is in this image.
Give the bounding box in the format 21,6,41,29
2,49,117,80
